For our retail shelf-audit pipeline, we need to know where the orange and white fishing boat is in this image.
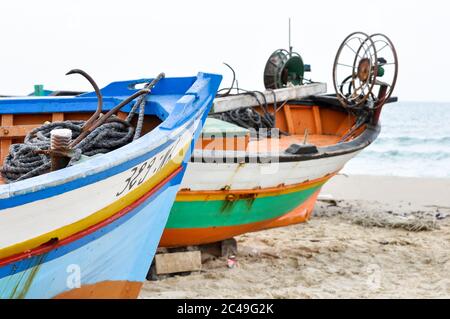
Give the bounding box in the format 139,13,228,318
159,32,398,248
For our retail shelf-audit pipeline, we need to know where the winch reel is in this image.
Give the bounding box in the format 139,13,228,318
263,49,310,90
333,32,398,108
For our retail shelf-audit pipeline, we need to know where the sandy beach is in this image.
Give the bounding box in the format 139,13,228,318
141,175,450,299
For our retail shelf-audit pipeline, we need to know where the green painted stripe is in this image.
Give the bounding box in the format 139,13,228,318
167,184,322,229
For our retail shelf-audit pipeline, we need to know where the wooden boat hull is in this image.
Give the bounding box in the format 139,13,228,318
1,167,183,299
0,73,222,298
159,93,385,248
160,149,362,247
160,180,325,247
262,189,320,229
157,48,395,248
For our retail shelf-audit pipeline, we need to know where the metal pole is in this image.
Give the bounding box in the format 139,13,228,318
289,18,292,56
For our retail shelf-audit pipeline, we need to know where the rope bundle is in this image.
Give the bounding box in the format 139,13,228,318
212,107,275,137
1,117,135,183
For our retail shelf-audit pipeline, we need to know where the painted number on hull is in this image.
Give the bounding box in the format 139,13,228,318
115,140,181,197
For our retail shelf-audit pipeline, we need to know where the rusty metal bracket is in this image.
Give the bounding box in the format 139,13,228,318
65,69,103,133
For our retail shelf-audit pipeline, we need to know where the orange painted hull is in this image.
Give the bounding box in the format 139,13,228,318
160,189,321,247
54,281,142,299
261,189,320,230
160,218,279,247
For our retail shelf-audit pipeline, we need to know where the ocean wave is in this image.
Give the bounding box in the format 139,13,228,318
359,149,450,161
375,136,450,145
344,102,450,178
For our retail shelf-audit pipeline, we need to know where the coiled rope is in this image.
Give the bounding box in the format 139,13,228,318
211,107,275,136
1,117,135,183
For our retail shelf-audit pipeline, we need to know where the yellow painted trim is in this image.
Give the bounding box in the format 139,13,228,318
0,143,190,260
176,173,335,202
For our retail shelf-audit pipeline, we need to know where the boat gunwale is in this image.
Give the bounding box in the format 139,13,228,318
176,171,335,197
190,123,380,164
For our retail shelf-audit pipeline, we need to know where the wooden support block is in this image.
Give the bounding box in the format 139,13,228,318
154,251,202,275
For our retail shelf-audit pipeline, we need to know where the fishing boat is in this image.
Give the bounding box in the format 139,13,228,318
159,32,398,247
0,70,222,298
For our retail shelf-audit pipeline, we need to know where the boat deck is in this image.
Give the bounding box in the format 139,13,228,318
247,134,341,152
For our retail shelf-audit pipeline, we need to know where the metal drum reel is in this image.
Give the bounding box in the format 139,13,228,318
263,49,310,89
333,32,398,108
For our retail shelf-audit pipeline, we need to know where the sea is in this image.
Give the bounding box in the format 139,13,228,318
341,101,450,178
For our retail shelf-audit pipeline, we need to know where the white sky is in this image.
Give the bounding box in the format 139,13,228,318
0,0,448,102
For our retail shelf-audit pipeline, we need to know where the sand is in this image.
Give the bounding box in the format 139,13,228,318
140,175,450,299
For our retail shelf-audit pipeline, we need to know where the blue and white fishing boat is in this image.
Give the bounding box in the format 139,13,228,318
0,71,222,298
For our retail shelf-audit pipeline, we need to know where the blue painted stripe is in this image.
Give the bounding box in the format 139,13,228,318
0,97,121,114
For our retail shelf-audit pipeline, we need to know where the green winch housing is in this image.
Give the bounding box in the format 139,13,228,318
263,49,310,89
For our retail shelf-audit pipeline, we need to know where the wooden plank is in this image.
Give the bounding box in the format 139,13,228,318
283,105,295,134
154,251,202,275
0,125,41,139
117,112,128,121
312,106,323,135
52,113,64,122
336,115,353,136
1,115,14,164
212,83,327,113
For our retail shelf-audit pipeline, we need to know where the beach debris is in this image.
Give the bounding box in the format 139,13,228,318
317,194,339,207
227,255,238,268
435,212,448,220
260,251,282,259
377,239,414,246
350,211,438,232
314,199,442,231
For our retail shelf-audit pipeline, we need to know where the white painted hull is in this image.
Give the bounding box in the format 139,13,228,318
0,122,196,251
182,150,361,191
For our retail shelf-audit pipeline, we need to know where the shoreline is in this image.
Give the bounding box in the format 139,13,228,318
141,174,450,299
321,174,450,207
